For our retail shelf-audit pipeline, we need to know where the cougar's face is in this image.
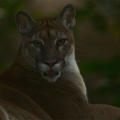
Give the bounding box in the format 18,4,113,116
22,26,74,82
16,5,76,82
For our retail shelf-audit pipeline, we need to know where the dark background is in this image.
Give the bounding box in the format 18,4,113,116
0,0,120,107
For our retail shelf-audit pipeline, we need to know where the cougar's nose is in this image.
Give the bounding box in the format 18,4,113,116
44,60,57,67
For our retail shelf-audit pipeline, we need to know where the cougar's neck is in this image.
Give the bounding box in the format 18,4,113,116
59,47,87,100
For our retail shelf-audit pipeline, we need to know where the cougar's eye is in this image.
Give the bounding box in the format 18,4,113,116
56,39,66,46
33,41,42,47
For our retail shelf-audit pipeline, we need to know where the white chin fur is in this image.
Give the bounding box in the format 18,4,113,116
42,72,61,82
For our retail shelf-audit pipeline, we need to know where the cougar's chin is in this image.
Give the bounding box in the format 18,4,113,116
42,71,61,82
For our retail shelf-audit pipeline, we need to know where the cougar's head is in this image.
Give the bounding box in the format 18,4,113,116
16,4,76,82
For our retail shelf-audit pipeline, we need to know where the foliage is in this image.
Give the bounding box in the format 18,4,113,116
79,56,120,106
75,0,120,106
0,0,29,71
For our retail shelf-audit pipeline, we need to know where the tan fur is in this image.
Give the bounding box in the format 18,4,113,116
0,4,120,120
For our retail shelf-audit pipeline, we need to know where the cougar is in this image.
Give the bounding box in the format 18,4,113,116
0,4,120,120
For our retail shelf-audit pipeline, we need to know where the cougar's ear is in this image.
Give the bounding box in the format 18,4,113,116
15,11,36,35
57,4,76,29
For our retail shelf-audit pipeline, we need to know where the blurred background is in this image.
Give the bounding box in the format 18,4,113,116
0,0,120,107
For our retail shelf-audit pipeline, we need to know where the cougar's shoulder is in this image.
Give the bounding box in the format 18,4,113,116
0,80,51,120
0,100,40,120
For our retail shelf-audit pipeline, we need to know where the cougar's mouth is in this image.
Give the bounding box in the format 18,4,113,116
43,70,59,76
42,70,61,82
